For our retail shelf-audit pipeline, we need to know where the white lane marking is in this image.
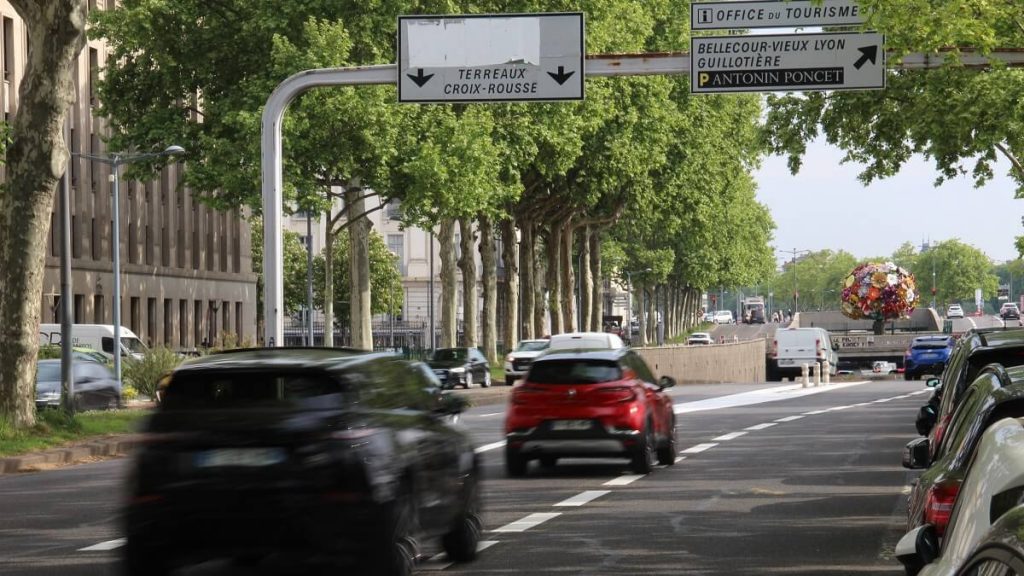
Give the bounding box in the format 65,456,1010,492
828,405,853,411
968,317,978,329
911,389,931,396
604,474,645,486
776,415,804,422
476,412,503,418
554,490,610,507
79,538,125,552
673,380,871,414
680,443,718,454
423,541,500,569
902,485,913,495
674,456,687,464
745,422,778,431
872,398,890,403
492,512,562,533
475,440,506,454
891,395,911,400
803,409,828,415
712,431,747,441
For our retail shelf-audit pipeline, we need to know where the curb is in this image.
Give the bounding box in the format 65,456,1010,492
0,435,139,475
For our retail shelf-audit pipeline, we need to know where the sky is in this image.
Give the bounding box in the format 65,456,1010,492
754,138,1023,265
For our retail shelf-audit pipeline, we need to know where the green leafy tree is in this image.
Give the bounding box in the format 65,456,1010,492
313,231,403,326
916,239,999,309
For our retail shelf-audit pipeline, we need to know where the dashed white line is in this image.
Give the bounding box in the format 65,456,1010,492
803,409,828,415
474,440,507,454
674,456,687,464
476,412,503,418
712,432,747,441
680,443,718,454
492,512,562,533
554,490,610,507
745,422,778,431
776,415,805,422
422,541,500,569
604,474,645,486
79,538,125,552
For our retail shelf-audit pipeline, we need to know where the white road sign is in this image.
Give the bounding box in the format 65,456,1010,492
691,0,866,30
691,31,885,94
397,13,584,103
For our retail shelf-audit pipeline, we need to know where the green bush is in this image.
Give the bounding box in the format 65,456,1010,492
121,385,139,402
38,345,61,359
122,347,183,400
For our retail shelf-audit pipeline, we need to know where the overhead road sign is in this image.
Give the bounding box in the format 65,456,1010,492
691,31,885,94
397,13,584,103
691,0,866,30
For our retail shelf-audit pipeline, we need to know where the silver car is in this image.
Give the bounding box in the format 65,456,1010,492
35,358,122,411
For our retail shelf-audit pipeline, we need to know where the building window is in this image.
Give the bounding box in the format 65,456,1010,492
387,234,405,275
128,222,138,264
3,18,14,82
146,298,156,346
163,298,173,346
235,302,243,341
130,297,141,335
179,299,188,348
88,47,98,106
194,300,203,346
386,198,402,220
74,294,84,323
93,294,104,323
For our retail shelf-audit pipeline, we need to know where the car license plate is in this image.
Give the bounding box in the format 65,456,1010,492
194,448,287,468
550,420,592,431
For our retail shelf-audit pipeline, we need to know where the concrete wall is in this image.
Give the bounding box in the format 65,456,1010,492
637,339,767,384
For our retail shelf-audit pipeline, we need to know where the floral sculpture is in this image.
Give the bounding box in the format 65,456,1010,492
841,262,919,334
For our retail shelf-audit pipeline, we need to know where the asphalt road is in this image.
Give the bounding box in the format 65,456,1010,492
0,379,928,575
949,313,1023,333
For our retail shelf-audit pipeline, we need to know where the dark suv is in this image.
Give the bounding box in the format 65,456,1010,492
123,348,481,576
903,335,955,380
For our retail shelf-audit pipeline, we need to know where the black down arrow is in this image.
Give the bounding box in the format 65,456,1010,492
547,66,575,85
407,68,434,87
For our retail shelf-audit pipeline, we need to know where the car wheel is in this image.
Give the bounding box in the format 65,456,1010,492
539,456,558,469
631,422,655,474
482,371,491,388
656,418,677,466
442,477,482,563
505,375,515,386
122,539,170,576
106,395,120,410
505,446,527,478
368,490,418,576
464,372,472,389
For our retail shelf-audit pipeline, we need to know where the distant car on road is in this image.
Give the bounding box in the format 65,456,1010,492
122,348,480,576
947,304,965,319
547,331,626,351
702,311,715,323
35,358,121,411
428,347,491,389
687,332,713,345
904,335,955,381
1001,302,1021,320
713,310,734,324
503,339,550,386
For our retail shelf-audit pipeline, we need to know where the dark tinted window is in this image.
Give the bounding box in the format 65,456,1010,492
912,339,952,350
517,341,549,352
432,348,466,362
625,352,656,383
529,359,622,384
967,349,1024,384
358,360,436,410
161,370,346,410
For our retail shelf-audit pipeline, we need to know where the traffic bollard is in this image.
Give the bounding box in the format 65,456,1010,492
813,362,821,387
823,360,831,385
801,363,809,388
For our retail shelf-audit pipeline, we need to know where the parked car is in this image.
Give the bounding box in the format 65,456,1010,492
1002,302,1021,321
122,348,480,576
687,332,713,345
947,305,965,319
427,347,491,389
872,360,898,374
35,358,121,411
770,327,839,381
905,335,956,381
504,348,677,476
702,311,715,323
898,415,1024,575
712,310,734,324
902,364,1024,540
503,339,550,386
547,331,626,351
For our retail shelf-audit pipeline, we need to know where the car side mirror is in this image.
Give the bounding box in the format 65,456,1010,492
895,524,939,575
903,437,931,470
926,378,940,388
658,375,676,390
436,392,470,415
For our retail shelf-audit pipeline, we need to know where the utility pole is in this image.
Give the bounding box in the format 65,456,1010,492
779,248,810,314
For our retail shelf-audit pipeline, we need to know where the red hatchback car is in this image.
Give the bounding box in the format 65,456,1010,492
503,348,677,476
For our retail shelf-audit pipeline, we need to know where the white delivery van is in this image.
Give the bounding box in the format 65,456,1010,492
771,327,838,380
39,324,149,359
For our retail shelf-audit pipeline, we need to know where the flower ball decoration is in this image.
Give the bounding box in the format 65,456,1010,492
840,262,919,321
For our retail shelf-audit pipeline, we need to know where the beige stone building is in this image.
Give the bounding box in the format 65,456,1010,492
1,1,258,350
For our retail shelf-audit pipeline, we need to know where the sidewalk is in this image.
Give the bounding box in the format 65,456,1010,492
0,385,512,475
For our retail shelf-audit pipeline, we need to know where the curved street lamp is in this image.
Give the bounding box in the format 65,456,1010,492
70,146,185,385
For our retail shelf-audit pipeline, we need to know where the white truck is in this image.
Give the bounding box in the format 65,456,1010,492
39,324,148,359
771,327,839,381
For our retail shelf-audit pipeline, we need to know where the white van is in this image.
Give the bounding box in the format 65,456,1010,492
547,331,626,351
771,327,838,380
39,324,148,359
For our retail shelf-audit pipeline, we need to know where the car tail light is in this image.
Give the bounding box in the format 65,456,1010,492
771,339,778,358
595,387,637,403
924,480,961,536
511,385,545,405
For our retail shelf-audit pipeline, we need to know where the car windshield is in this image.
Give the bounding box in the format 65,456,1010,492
122,337,148,354
912,341,951,350
36,362,60,381
528,359,622,384
516,341,549,352
160,371,347,410
432,348,466,362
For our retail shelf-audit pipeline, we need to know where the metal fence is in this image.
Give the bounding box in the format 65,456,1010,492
281,320,508,359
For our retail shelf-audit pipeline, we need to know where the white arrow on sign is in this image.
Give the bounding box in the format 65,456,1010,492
691,31,885,94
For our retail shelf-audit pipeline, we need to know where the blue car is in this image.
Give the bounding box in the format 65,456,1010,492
904,335,955,380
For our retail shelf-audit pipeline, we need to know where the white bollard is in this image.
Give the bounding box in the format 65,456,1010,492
801,363,809,388
813,362,821,387
822,360,831,385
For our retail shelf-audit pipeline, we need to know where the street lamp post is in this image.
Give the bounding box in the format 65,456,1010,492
71,146,185,385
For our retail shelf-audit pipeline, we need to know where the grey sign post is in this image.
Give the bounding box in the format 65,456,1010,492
691,0,866,30
691,31,885,94
397,13,584,103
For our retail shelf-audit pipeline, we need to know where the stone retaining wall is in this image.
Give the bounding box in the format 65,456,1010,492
637,339,767,384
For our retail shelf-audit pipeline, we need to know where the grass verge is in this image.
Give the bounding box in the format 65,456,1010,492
0,409,150,458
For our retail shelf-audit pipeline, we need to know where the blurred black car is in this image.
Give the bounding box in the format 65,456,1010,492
427,347,491,388
35,358,121,411
122,348,481,576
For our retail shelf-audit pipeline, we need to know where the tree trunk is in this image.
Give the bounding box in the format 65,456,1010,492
559,221,575,332
345,185,372,350
589,232,602,332
647,287,657,344
546,223,563,334
519,219,535,340
438,218,457,347
872,318,885,336
637,283,647,347
580,226,592,333
500,218,519,353
323,207,334,346
0,0,87,429
478,215,497,363
534,244,546,337
458,217,477,347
